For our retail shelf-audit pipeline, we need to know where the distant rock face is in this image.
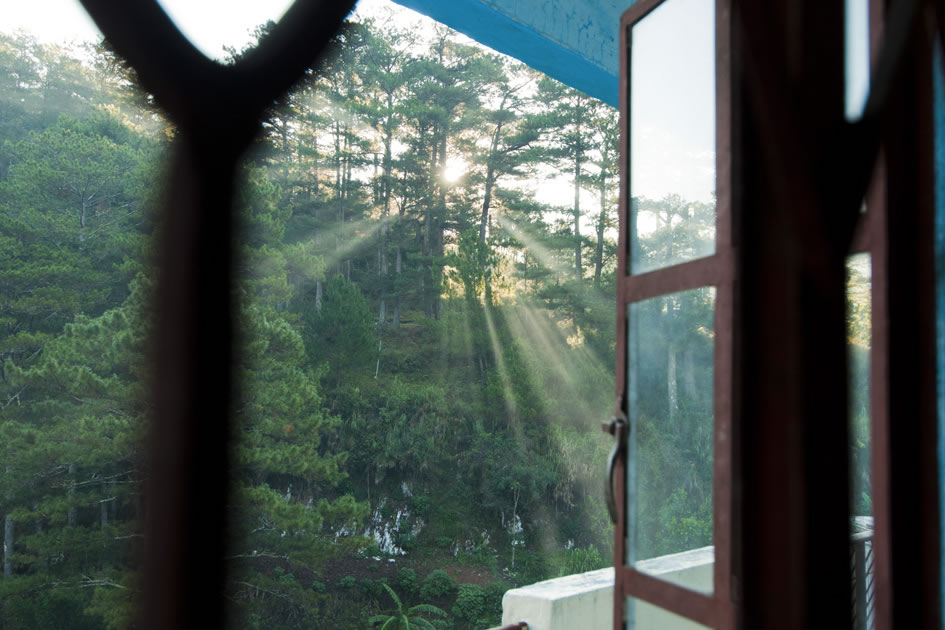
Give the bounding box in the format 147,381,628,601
364,493,425,556
501,511,524,546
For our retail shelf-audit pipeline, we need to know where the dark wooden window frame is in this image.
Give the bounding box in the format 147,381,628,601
613,0,945,628
75,1,354,627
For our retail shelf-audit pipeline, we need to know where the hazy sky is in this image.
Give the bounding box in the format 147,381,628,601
631,0,716,204
3,0,396,59
2,0,581,208
4,0,870,208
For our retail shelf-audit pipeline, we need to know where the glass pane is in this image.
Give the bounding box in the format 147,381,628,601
847,254,875,630
630,0,716,274
845,0,870,121
626,596,712,630
626,288,716,594
847,254,872,517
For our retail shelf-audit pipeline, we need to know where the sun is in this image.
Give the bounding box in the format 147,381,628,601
442,157,466,183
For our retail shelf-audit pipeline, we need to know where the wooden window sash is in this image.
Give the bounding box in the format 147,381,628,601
614,0,736,627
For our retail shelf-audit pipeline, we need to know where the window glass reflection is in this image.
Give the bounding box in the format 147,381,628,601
630,0,716,274
626,287,715,594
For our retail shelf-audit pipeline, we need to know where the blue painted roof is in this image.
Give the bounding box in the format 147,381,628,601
390,0,634,106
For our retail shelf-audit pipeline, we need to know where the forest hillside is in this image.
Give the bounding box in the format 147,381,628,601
0,10,816,628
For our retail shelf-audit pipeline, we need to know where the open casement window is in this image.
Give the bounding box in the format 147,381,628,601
611,0,944,628
610,0,735,627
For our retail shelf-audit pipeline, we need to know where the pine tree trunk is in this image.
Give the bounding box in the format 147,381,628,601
315,280,323,313
594,176,607,287
480,119,503,242
667,343,678,424
392,247,402,329
424,132,436,258
422,275,431,318
280,115,290,182
378,224,388,326
313,135,318,196
341,129,352,277
378,110,395,328
480,167,495,241
510,487,520,569
683,349,698,402
372,152,379,204
574,154,582,281
335,122,344,275
434,134,447,320
423,202,432,319
424,129,435,321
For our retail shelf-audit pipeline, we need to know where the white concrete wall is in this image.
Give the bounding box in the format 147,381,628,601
501,567,615,630
501,547,713,630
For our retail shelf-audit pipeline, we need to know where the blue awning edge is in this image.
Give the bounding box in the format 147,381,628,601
390,0,622,107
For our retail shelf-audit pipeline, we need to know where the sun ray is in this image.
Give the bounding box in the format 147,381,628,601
514,301,611,385
481,302,528,443
314,215,395,270
503,303,606,427
458,300,478,383
495,213,573,279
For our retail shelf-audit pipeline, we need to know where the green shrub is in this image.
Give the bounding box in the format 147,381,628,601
301,274,376,374
271,566,296,586
482,581,511,626
451,584,486,624
420,569,457,600
310,581,327,593
397,567,419,596
412,494,431,515
337,576,356,589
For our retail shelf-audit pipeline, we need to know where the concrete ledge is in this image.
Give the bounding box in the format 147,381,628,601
502,567,615,630
636,546,714,594
501,547,714,630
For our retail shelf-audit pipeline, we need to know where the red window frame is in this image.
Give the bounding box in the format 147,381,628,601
613,0,734,626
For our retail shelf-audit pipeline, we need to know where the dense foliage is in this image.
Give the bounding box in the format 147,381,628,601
0,11,871,629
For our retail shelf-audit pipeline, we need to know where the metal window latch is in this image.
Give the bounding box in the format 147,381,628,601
602,407,628,525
